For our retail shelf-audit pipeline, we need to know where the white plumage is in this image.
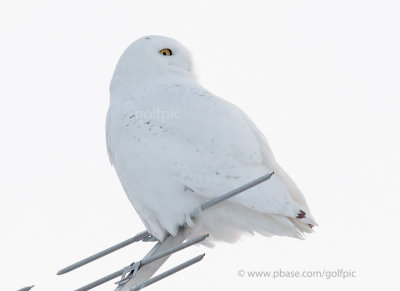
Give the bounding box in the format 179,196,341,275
106,35,316,244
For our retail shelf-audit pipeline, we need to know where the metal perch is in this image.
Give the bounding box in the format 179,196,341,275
55,172,274,291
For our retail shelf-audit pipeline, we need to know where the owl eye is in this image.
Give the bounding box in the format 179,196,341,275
159,48,172,56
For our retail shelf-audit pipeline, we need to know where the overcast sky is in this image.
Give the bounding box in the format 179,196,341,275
1,1,399,291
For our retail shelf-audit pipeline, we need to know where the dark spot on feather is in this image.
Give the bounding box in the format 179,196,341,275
296,210,306,219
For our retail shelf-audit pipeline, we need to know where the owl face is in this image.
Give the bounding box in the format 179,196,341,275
113,35,194,82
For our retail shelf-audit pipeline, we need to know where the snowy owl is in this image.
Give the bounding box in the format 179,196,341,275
106,35,316,244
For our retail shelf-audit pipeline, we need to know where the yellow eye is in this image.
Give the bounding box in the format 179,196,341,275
159,48,172,56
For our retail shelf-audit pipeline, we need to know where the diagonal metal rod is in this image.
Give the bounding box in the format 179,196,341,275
200,172,274,210
74,234,208,291
140,234,208,266
57,231,150,275
75,269,123,291
129,254,205,291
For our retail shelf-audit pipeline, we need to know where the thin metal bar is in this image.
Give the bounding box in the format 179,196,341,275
129,254,205,291
57,230,150,275
17,286,34,291
201,172,274,210
74,234,207,291
76,269,123,291
141,234,208,266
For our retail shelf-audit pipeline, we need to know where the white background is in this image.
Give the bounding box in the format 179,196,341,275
1,1,399,290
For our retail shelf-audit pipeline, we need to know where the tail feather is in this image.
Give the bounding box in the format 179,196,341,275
186,201,313,245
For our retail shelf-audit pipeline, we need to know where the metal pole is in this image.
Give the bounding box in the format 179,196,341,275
201,172,274,210
57,230,150,275
129,254,205,291
140,234,208,266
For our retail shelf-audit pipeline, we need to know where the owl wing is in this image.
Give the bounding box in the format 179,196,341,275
162,84,315,224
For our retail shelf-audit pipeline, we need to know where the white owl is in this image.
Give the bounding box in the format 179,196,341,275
106,35,316,244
